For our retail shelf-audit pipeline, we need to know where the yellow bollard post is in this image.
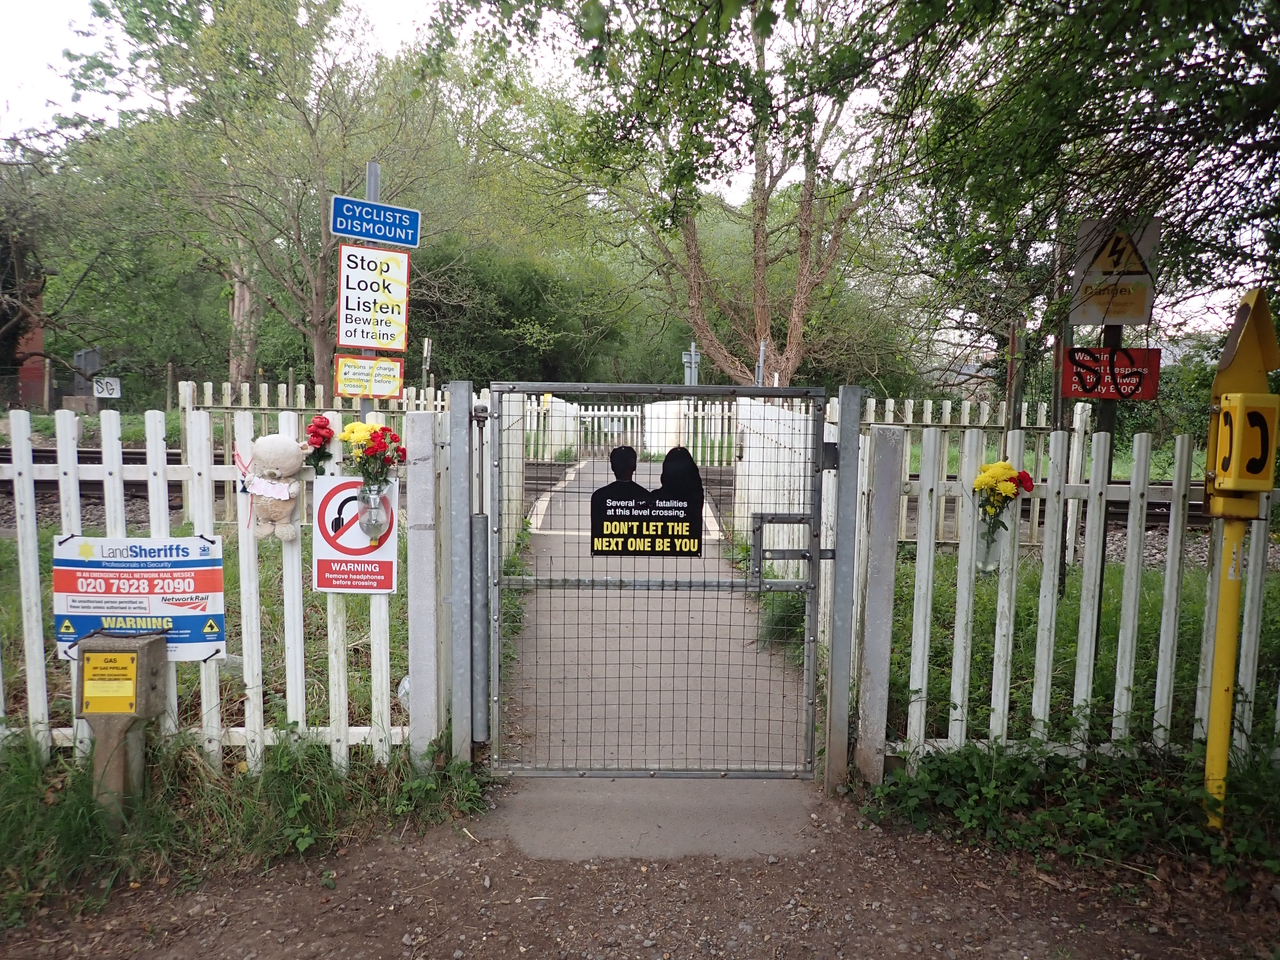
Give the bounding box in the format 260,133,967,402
1201,288,1280,828
1203,518,1248,829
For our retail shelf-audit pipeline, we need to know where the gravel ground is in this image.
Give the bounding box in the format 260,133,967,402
2,787,1276,960
0,492,169,532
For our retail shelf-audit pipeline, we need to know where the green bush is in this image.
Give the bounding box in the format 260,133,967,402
864,741,1280,882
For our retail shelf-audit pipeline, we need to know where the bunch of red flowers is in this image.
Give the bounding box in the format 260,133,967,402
358,426,407,484
304,415,335,475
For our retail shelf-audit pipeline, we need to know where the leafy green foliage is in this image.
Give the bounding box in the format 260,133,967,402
407,238,632,386
865,742,1280,879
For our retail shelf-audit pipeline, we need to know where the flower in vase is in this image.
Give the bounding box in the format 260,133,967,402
973,460,1033,547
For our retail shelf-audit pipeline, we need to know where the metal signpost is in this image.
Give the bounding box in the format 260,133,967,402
1070,220,1161,438
330,163,420,416
1202,289,1280,827
682,341,701,386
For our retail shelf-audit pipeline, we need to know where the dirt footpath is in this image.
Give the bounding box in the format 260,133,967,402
4,780,1278,960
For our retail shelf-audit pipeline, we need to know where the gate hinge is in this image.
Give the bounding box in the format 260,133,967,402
822,442,839,470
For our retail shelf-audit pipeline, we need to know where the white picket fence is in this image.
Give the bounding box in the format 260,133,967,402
847,418,1279,770
10,385,1274,779
0,403,470,770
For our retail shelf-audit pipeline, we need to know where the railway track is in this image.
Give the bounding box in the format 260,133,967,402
0,446,188,499
2,447,1216,528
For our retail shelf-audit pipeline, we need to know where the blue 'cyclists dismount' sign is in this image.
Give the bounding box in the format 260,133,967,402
329,195,421,248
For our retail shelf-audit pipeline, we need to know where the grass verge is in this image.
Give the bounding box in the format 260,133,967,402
0,728,487,928
863,740,1280,888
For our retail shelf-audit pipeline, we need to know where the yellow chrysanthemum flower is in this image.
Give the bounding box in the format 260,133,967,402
973,472,995,491
996,480,1017,497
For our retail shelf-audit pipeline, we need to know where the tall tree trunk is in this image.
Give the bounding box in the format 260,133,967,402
228,274,260,386
311,323,334,394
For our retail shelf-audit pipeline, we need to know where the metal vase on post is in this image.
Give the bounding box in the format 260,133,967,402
357,479,391,544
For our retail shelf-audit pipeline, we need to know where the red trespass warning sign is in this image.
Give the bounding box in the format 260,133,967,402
312,477,399,593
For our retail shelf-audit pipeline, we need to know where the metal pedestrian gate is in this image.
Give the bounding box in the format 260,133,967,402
484,383,829,777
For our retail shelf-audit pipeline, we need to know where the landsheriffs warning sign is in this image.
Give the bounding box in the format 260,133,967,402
53,536,226,661
334,354,404,400
336,244,409,352
312,477,399,593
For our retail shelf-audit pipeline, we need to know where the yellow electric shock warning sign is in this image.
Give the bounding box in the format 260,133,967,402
81,652,138,714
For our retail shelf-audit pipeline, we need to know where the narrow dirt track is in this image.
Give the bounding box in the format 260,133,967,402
4,781,1276,960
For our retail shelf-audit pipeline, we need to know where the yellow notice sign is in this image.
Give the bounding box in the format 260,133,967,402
1070,220,1160,326
333,355,404,400
82,652,138,714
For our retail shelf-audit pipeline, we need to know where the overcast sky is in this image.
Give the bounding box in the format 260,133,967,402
1,0,433,139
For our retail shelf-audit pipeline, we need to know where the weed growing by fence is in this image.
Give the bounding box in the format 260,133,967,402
760,590,806,670
500,520,533,668
0,730,487,928
863,741,1280,883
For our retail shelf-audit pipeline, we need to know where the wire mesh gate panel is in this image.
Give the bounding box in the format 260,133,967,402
488,384,826,777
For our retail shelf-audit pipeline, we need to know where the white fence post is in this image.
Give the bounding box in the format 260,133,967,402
1153,435,1193,748
989,429,1025,744
189,410,223,766
9,411,51,760
234,412,266,773
906,427,941,757
324,411,350,775
278,411,306,736
56,410,93,758
1064,403,1090,565
1195,521,1224,741
948,429,983,748
1111,433,1151,741
1234,491,1272,752
1072,431,1111,751
366,410,393,766
1031,431,1069,739
145,410,179,739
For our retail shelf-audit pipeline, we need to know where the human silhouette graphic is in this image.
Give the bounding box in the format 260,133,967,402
651,446,704,521
590,446,649,517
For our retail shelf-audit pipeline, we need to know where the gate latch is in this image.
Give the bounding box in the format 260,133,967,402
822,441,839,471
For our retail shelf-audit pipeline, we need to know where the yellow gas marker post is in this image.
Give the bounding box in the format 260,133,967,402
1203,289,1280,828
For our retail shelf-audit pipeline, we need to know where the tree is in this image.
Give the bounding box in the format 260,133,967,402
433,0,903,386
70,0,457,386
877,0,1280,397
407,236,632,384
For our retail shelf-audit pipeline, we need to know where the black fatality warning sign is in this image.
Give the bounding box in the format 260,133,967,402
590,446,704,557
